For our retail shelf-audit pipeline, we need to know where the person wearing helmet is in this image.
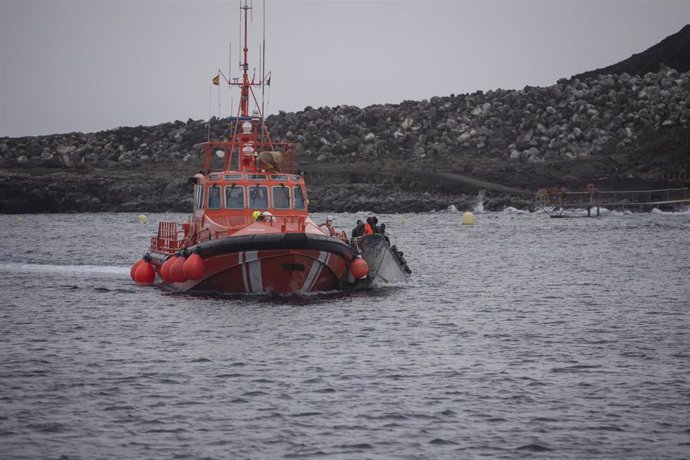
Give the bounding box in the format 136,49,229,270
261,211,274,223
320,215,336,236
252,210,261,221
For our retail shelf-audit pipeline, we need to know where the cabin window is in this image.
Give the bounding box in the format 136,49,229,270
194,184,204,209
225,185,245,209
293,185,306,210
272,185,291,209
270,174,288,181
248,185,268,209
209,173,220,180
224,174,243,180
248,174,267,180
208,185,222,209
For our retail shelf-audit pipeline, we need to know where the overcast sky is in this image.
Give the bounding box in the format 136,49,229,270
1,0,689,137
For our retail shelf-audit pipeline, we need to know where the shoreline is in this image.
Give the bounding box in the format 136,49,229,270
1,166,686,215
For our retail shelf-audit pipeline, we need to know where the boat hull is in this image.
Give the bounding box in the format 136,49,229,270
151,232,353,294
358,234,411,284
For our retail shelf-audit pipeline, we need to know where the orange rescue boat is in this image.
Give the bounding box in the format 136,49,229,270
130,0,378,294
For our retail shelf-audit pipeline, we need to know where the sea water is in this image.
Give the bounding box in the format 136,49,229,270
0,211,689,459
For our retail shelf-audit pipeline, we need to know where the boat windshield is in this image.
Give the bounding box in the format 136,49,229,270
270,175,288,181
249,185,268,209
272,185,290,209
293,185,305,210
208,185,222,209
225,184,245,209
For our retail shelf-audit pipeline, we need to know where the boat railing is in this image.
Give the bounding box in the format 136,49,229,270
203,141,297,174
150,221,185,254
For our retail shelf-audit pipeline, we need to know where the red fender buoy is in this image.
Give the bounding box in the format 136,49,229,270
134,261,156,284
183,253,206,281
160,256,176,282
170,255,188,283
350,258,369,278
130,259,144,281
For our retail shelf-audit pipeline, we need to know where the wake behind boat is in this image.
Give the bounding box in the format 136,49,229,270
129,0,410,294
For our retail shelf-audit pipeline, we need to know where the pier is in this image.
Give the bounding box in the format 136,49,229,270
536,186,690,217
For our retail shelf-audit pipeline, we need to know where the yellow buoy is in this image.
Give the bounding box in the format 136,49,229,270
137,214,147,224
462,211,475,225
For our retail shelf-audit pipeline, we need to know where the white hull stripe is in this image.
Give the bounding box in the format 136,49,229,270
240,251,249,292
302,251,329,293
246,250,263,293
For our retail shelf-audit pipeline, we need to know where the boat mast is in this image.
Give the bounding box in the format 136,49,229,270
225,0,256,173
240,0,251,117
223,0,275,173
260,0,267,144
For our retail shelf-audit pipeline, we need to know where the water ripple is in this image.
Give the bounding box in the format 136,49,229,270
0,212,688,458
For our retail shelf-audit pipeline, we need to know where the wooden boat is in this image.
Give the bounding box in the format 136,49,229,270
129,0,407,294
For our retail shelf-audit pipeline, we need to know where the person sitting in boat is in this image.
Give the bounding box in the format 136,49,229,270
363,218,374,235
351,219,365,238
260,211,275,222
320,215,337,236
364,216,382,235
371,216,381,233
252,210,261,221
379,222,390,244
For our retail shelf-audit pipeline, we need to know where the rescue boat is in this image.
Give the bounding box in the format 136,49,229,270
129,0,385,294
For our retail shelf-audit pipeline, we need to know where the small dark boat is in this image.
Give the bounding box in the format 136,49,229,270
357,235,411,285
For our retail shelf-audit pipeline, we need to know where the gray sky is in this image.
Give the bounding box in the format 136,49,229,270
1,0,689,137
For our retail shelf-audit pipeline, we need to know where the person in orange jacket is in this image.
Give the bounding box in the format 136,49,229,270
366,216,383,234
363,217,374,235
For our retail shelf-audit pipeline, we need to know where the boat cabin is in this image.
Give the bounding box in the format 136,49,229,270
193,171,307,221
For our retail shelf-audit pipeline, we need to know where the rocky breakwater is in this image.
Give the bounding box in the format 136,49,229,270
260,65,690,209
1,67,689,213
0,120,220,213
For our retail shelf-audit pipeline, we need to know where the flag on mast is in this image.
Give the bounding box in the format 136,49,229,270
212,74,220,86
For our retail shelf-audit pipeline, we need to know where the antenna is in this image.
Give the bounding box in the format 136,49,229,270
239,0,250,116
261,0,266,141
228,43,232,81
207,86,212,142
258,44,262,87
238,0,242,73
